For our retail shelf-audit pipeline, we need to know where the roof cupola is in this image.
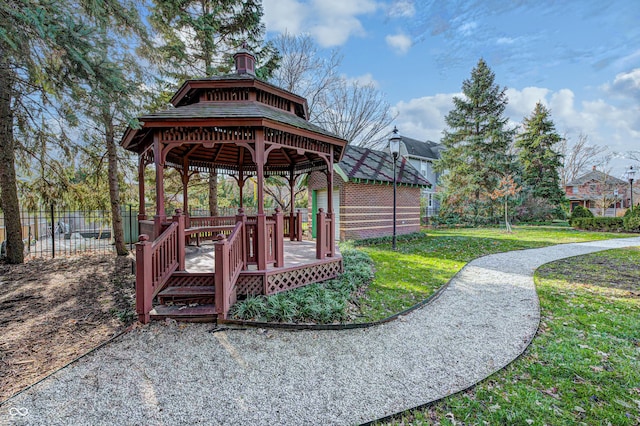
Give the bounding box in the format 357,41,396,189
233,43,256,76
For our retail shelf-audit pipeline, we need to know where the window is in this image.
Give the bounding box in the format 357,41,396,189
421,161,429,177
572,186,578,194
428,193,433,208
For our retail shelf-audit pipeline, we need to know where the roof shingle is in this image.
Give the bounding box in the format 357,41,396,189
338,145,431,187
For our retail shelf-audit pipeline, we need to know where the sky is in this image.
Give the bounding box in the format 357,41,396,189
262,0,640,177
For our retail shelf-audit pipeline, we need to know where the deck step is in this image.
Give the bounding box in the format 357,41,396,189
150,304,217,322
158,286,215,297
157,286,215,304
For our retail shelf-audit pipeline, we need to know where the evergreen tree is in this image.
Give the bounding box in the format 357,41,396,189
144,0,279,216
0,0,145,263
435,59,516,222
515,102,565,214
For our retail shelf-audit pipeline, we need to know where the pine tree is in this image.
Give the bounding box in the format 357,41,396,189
144,0,280,216
516,102,565,214
435,59,516,222
0,0,145,263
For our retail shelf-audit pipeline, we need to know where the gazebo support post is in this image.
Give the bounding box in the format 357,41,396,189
153,136,166,238
255,131,268,271
327,149,336,256
138,156,147,221
181,158,190,225
274,207,284,267
238,168,244,209
288,170,296,241
173,209,186,271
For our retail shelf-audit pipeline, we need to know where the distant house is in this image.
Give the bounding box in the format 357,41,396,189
309,145,431,240
565,167,632,216
396,135,444,219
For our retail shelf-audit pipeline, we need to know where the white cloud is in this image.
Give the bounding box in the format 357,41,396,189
263,0,379,47
385,33,412,55
607,68,640,100
347,73,380,88
388,0,415,18
458,21,477,37
496,37,516,45
505,86,550,119
393,94,457,142
262,0,307,34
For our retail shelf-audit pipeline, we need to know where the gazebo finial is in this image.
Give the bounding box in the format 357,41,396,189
234,42,255,76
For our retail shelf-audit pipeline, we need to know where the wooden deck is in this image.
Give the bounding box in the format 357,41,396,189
184,240,338,273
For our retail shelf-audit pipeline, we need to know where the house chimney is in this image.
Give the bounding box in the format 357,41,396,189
233,42,255,76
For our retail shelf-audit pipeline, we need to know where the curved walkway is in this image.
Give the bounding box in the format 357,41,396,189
2,237,640,425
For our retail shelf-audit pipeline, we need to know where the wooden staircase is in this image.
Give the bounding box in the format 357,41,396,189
149,273,217,322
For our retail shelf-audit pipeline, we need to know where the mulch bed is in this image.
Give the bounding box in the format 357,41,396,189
0,255,135,402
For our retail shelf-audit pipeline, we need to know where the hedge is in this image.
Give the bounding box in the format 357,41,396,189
571,217,625,232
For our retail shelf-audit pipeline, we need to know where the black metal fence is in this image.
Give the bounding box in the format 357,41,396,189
0,205,139,260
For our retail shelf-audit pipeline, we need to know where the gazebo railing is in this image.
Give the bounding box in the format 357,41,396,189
284,210,303,241
214,221,244,319
315,208,334,259
135,211,185,323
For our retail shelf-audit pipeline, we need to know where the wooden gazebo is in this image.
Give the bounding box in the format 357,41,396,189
121,48,347,323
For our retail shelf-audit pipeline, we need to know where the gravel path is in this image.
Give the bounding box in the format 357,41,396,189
2,237,639,425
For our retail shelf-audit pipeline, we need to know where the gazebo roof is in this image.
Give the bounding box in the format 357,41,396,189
123,101,339,151
120,51,347,176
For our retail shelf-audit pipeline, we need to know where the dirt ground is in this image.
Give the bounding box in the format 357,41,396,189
0,254,136,402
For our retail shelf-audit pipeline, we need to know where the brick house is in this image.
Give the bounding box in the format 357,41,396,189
565,167,633,216
397,135,444,218
309,145,431,241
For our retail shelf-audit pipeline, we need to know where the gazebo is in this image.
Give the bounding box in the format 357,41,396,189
121,48,347,323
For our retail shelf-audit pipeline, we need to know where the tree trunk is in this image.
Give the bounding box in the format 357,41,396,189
0,58,24,263
208,170,218,216
105,114,128,255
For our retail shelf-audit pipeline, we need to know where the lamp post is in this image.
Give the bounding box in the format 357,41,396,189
389,126,401,250
614,189,618,217
628,165,636,212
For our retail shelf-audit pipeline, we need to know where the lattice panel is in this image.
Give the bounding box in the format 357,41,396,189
266,260,342,295
236,275,264,295
167,273,214,287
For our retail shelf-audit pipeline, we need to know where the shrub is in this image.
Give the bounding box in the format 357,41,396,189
623,207,640,232
569,205,594,226
571,217,624,232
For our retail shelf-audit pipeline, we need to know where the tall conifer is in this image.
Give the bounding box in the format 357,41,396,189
0,0,145,263
435,59,516,222
515,102,565,212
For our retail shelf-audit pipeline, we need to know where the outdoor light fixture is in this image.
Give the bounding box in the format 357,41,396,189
389,126,401,250
614,189,619,217
627,165,636,212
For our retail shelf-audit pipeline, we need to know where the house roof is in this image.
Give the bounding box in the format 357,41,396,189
401,136,444,160
565,170,627,186
337,145,431,187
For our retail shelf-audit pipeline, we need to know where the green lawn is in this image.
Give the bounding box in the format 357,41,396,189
357,226,631,322
381,247,640,425
232,226,634,325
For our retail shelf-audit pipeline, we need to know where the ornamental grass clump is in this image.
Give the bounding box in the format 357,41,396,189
230,245,374,323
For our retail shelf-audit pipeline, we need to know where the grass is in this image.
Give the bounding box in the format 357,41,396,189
380,247,640,426
232,226,632,324
357,226,630,322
